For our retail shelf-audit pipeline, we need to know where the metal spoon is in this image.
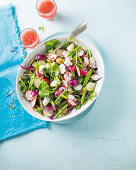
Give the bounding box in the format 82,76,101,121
52,21,88,53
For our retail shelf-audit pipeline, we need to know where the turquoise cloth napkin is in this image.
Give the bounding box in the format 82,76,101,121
0,4,48,141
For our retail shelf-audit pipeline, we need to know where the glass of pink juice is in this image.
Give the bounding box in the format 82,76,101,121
20,28,39,48
36,0,57,20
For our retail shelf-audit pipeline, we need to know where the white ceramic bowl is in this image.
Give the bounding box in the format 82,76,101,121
16,36,104,123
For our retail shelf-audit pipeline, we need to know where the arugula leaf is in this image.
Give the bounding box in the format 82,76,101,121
83,68,93,87
51,63,59,72
45,39,60,51
39,26,44,32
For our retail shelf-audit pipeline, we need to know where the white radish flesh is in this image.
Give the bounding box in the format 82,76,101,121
64,58,72,67
74,84,82,91
67,99,76,106
62,80,68,87
45,63,50,68
68,95,75,101
78,49,84,57
62,50,69,58
39,65,46,74
49,54,57,61
30,96,37,108
25,90,33,101
67,43,74,51
91,74,101,81
84,57,89,66
42,97,50,107
64,72,72,82
34,78,41,88
57,49,64,57
59,63,66,74
87,82,96,91
50,80,58,87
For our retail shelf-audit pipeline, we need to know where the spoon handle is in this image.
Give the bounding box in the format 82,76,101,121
70,21,88,38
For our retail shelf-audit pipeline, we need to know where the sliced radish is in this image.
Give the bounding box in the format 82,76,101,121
58,87,66,93
68,94,75,101
57,49,64,57
70,65,76,72
62,80,68,87
80,70,87,76
78,49,85,57
50,80,58,87
42,97,50,107
87,82,96,91
76,65,80,76
67,99,76,106
25,90,33,101
59,63,66,74
91,74,102,81
43,107,53,117
30,96,37,108
36,70,42,78
62,50,69,58
39,65,46,74
34,78,41,88
64,72,72,82
43,78,49,84
67,43,74,52
64,58,72,67
74,84,82,91
84,57,89,66
55,91,60,97
32,61,37,67
49,54,57,61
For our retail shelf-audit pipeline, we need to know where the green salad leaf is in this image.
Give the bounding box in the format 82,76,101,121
38,79,49,98
45,39,60,52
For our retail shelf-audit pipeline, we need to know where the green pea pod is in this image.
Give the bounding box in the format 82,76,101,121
54,104,68,119
83,68,93,87
55,90,67,104
81,91,86,105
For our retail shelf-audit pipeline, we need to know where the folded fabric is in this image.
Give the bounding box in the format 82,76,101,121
0,4,48,141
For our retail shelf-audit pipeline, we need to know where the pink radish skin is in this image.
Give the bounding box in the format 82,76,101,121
80,70,87,76
57,49,64,57
91,74,102,81
84,57,89,66
77,49,85,57
25,90,33,101
67,99,76,106
36,70,42,78
58,87,65,93
30,96,37,108
59,64,66,74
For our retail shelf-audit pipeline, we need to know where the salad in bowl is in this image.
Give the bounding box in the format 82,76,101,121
17,37,103,121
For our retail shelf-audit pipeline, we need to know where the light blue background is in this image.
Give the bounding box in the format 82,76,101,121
0,0,136,169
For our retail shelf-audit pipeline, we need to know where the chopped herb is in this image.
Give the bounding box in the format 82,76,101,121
39,26,44,32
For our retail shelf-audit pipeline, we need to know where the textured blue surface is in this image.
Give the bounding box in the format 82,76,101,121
0,4,47,141
0,0,136,169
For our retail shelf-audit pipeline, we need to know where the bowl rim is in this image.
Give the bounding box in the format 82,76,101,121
16,35,105,122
